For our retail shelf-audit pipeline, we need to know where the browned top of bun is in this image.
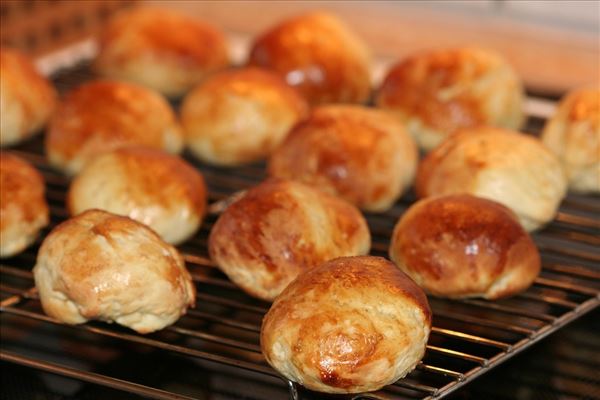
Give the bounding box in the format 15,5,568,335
0,152,47,230
97,7,228,70
67,147,206,217
390,194,540,299
248,12,371,105
209,178,370,300
377,47,516,132
46,80,180,162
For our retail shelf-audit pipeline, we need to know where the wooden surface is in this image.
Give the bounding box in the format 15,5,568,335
146,0,599,95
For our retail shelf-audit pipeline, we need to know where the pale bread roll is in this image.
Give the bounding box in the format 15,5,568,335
33,209,195,334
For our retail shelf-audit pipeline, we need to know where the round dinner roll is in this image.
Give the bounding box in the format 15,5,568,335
46,80,183,175
209,179,370,301
376,47,524,151
0,153,49,258
268,105,418,212
181,67,309,166
416,127,567,231
94,7,229,97
261,256,431,393
541,87,600,193
390,194,541,299
248,12,371,105
0,48,57,147
33,209,195,334
67,147,207,245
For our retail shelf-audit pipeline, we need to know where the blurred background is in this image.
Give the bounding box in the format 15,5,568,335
1,0,598,94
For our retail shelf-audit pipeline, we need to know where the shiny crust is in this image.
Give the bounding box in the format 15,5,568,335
376,47,524,151
268,105,418,212
67,147,207,245
541,87,600,193
416,127,567,231
0,48,57,146
209,179,370,301
390,194,540,299
33,209,195,334
181,67,309,166
261,256,431,393
95,7,229,97
46,80,183,175
0,153,49,257
248,12,371,105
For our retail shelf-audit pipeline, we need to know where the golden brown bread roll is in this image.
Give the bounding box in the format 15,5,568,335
46,80,183,175
33,209,195,334
67,147,207,245
541,87,600,193
376,47,524,151
94,7,229,97
209,179,370,301
0,48,57,147
390,194,541,299
0,152,49,258
181,67,309,166
268,105,418,212
248,12,371,105
416,127,567,231
261,256,431,393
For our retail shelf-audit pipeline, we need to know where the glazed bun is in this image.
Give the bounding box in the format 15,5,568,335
377,47,524,151
390,194,541,299
181,67,308,166
0,153,49,258
416,127,567,231
0,48,57,146
541,87,600,193
95,7,229,97
261,256,431,393
415,127,567,231
67,147,207,245
209,179,370,301
268,105,418,212
33,209,195,334
248,12,371,105
46,80,183,175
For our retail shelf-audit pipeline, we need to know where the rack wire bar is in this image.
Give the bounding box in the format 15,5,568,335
1,60,599,400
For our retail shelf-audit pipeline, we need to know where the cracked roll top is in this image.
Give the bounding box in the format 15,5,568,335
208,179,371,301
261,255,431,393
33,209,195,334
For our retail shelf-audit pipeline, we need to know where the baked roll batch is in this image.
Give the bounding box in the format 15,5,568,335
3,7,592,394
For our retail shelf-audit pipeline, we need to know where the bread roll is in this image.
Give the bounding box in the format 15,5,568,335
67,147,207,245
209,179,370,301
261,256,431,393
416,127,567,231
94,7,229,97
390,194,541,299
0,152,49,258
248,12,371,105
33,209,195,334
376,47,524,151
0,48,57,147
541,87,600,193
181,67,308,166
268,105,418,212
46,80,183,175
